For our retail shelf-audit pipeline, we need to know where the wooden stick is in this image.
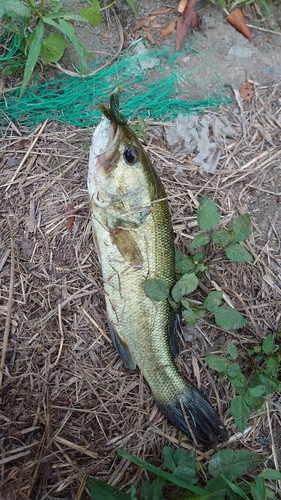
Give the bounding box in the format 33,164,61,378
0,218,14,388
5,120,48,192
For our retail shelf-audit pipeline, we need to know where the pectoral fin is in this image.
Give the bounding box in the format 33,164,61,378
109,323,136,370
110,227,143,266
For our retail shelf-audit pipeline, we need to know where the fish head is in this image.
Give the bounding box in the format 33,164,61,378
88,115,164,215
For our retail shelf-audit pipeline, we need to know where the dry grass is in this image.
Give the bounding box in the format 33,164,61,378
0,83,281,499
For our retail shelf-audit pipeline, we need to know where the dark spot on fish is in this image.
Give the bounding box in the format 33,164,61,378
124,146,138,164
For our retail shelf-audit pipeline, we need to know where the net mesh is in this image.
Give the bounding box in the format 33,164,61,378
1,44,232,131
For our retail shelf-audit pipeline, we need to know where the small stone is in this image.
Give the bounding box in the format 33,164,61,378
228,45,255,58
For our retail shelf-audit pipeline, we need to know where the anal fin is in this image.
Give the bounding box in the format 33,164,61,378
109,323,136,370
168,311,181,357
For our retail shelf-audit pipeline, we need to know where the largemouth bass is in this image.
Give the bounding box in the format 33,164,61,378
88,95,228,445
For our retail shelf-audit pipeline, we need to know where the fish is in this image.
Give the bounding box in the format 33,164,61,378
88,94,228,445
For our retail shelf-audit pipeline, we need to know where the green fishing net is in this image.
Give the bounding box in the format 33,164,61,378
1,43,232,131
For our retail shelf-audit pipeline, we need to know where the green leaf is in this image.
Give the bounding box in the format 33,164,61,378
204,290,223,312
130,484,137,500
205,477,228,499
261,469,281,480
143,279,170,301
175,256,196,275
195,263,209,273
89,477,130,499
247,345,262,356
226,362,241,378
173,447,194,467
169,448,198,484
227,342,238,360
163,446,176,472
117,449,207,495
259,373,280,392
181,300,205,321
151,477,166,500
205,354,227,374
212,229,233,248
228,372,246,390
248,385,265,398
175,249,185,262
208,449,260,482
214,305,246,330
193,252,205,263
262,333,274,355
182,305,198,326
229,214,251,243
254,474,266,500
225,244,252,263
171,273,198,302
222,476,250,500
168,298,179,312
3,0,31,18
40,34,66,64
266,355,279,378
242,391,262,410
48,0,66,13
231,395,251,432
80,0,100,26
227,482,251,500
197,197,221,231
124,0,137,12
189,233,210,249
193,306,206,318
258,0,273,16
43,17,88,73
44,11,88,22
20,20,44,97
140,480,153,500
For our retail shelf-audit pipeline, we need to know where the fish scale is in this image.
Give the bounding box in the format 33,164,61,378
88,99,228,446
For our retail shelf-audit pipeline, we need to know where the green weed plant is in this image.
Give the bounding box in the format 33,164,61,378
209,0,273,18
145,196,251,330
89,446,281,499
145,196,281,431
207,336,281,433
0,0,136,96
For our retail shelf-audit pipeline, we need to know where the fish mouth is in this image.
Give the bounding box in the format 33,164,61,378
93,116,123,173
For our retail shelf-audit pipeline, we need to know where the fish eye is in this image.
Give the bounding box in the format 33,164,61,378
124,146,138,164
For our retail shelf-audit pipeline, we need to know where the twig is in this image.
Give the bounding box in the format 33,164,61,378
54,303,64,366
38,283,93,326
31,157,82,202
5,120,48,192
266,401,281,489
54,436,97,458
0,219,14,389
247,24,281,36
222,148,280,189
0,450,31,465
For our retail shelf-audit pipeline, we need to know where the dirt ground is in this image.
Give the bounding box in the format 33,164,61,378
62,0,281,96
1,1,281,499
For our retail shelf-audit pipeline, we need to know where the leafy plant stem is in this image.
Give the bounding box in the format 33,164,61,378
26,0,44,20
0,21,21,35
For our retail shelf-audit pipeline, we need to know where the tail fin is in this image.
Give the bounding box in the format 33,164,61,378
156,387,228,445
